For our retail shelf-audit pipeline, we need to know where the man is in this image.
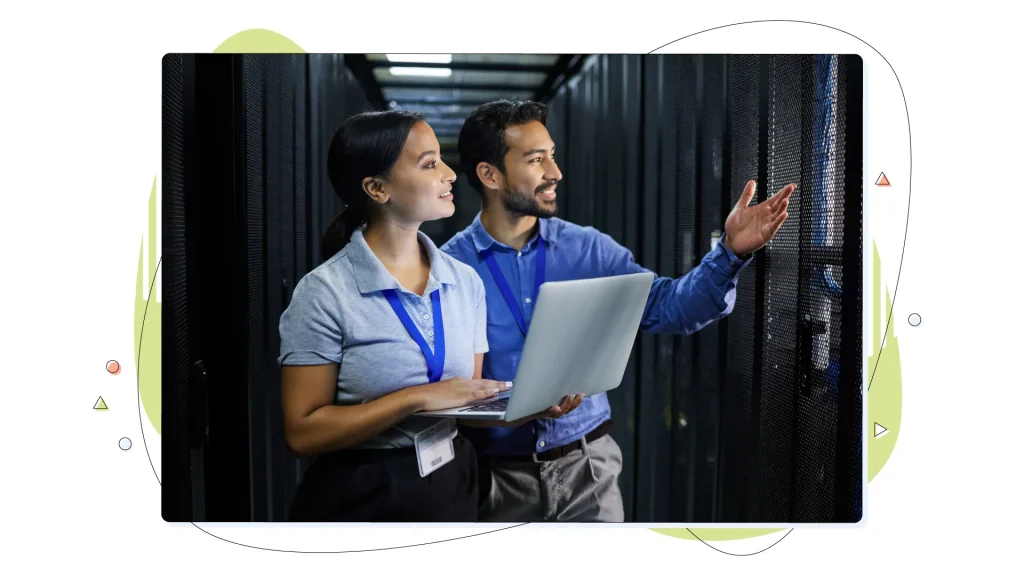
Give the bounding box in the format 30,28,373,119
441,99,794,522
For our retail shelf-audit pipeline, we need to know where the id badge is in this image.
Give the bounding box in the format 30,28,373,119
414,418,457,477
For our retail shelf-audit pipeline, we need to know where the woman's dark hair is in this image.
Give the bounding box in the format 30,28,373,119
321,109,424,258
457,99,548,195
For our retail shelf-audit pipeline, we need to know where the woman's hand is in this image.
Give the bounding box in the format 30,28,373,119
404,377,512,412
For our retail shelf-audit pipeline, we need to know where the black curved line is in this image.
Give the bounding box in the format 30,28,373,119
190,522,530,554
135,251,533,551
649,20,913,392
685,528,793,557
137,256,162,486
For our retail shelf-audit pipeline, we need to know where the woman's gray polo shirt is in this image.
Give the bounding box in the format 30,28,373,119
278,226,489,449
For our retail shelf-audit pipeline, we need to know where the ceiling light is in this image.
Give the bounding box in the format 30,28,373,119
386,54,452,64
389,67,452,77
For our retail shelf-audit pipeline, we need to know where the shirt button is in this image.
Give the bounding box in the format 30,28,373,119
428,330,434,336
538,441,546,448
525,297,532,304
517,252,522,258
423,314,430,320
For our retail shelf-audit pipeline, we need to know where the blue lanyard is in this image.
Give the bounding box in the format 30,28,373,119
481,236,546,335
382,289,446,383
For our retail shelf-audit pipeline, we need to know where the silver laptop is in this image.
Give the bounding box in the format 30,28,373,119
418,272,655,422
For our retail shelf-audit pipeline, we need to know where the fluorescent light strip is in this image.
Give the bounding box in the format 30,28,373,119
389,66,452,77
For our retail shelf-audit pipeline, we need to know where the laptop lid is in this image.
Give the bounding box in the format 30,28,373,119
502,272,654,422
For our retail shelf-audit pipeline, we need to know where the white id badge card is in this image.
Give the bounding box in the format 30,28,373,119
414,419,456,477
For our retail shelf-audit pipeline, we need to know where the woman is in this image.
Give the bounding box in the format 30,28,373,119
278,110,509,522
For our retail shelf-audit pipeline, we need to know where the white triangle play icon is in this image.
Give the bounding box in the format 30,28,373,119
874,422,888,438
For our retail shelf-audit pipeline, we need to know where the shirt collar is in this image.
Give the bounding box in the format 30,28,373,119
468,212,557,255
347,226,457,295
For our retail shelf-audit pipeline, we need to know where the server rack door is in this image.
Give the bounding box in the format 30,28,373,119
274,53,309,517
236,54,270,522
605,53,642,524
837,54,863,524
667,54,698,522
791,54,836,523
788,54,863,523
719,54,760,522
633,55,675,522
258,54,309,522
192,54,254,521
161,52,196,522
270,54,296,521
693,54,728,522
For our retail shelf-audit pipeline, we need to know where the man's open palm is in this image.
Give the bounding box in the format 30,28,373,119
723,180,795,256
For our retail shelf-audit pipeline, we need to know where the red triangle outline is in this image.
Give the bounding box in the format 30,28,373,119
876,172,891,186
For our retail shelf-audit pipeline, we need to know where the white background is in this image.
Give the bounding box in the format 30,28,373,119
0,1,1020,573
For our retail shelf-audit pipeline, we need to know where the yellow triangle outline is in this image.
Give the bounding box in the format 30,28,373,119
94,396,108,410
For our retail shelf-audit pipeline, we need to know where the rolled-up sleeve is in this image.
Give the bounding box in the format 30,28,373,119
591,230,753,336
278,273,344,366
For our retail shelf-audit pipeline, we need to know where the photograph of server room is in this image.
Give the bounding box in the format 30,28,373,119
162,53,862,523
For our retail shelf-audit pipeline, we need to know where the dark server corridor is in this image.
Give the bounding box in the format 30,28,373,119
162,53,863,523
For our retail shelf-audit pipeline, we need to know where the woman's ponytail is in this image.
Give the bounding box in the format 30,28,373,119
320,204,368,260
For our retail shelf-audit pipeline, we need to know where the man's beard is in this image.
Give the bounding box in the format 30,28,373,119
501,182,558,218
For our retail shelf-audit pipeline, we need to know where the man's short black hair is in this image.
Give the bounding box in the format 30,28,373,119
457,99,548,195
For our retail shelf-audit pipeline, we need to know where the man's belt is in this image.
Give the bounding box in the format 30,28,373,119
493,419,613,462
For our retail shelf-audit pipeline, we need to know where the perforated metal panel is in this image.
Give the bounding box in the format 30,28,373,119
792,54,840,522
239,54,269,521
756,55,803,521
161,53,193,520
546,82,569,221
308,55,324,265
603,55,623,243
666,55,697,521
693,55,726,522
564,58,591,227
840,54,864,523
242,56,266,404
720,54,760,522
279,58,296,302
655,58,679,525
294,56,308,280
751,54,862,523
618,54,643,524
631,55,672,522
290,57,310,492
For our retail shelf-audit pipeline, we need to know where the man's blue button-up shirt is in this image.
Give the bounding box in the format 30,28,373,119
440,214,752,455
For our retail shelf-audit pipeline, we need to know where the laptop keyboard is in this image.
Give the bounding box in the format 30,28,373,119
460,397,508,412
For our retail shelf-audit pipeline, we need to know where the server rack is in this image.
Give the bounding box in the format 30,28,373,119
162,54,369,521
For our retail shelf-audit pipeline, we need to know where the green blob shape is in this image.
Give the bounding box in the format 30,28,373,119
651,528,783,541
868,241,901,479
212,29,304,53
135,176,161,434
